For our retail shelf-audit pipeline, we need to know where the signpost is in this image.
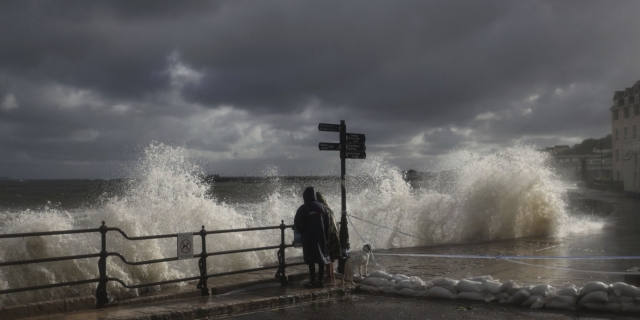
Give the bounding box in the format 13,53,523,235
318,142,340,151
318,123,341,132
318,120,366,274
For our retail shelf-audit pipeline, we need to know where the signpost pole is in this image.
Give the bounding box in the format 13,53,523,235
337,120,350,274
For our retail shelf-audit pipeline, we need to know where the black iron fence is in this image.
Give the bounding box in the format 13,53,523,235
0,220,303,307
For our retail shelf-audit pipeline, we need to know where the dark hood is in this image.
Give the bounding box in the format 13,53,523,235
303,186,316,203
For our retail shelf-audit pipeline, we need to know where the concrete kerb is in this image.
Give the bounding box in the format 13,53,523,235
0,273,310,320
127,287,356,320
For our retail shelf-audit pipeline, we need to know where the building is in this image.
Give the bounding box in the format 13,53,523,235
553,153,612,181
610,80,640,195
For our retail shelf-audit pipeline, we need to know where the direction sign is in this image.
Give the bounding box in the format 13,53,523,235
345,143,366,152
319,142,340,151
345,151,366,159
318,123,341,132
345,133,365,143
177,233,193,259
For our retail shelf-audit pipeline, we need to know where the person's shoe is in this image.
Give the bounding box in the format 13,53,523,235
303,282,316,289
314,281,324,288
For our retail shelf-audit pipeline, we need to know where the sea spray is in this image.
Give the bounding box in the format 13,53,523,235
0,143,602,306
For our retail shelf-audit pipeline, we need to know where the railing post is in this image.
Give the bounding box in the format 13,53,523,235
275,220,288,285
95,221,109,307
196,225,209,296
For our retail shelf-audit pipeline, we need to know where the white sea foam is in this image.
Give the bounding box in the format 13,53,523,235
0,143,602,305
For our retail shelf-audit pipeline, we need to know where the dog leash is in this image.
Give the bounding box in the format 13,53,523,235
347,214,431,242
346,213,386,272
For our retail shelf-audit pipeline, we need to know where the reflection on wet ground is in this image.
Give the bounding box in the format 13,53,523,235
367,187,640,287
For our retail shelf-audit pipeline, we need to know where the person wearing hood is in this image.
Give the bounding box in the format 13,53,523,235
294,186,330,288
316,191,340,284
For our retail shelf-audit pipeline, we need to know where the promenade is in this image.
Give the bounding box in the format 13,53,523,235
3,186,639,319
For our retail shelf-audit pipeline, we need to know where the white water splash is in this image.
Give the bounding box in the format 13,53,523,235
0,143,602,305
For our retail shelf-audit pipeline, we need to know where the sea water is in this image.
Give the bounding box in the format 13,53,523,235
0,142,603,305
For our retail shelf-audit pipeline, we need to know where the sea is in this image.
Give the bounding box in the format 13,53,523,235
0,142,604,306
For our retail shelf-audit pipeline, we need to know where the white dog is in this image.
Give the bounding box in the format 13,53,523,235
342,244,371,286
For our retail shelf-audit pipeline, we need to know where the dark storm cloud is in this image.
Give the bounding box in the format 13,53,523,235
1,0,639,178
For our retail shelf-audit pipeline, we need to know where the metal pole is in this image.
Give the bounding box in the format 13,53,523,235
275,220,288,285
337,120,350,274
197,225,209,296
95,221,109,307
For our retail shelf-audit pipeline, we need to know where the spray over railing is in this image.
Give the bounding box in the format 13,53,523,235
0,220,303,307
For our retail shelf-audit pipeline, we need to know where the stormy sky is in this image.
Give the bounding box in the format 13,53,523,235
1,0,639,179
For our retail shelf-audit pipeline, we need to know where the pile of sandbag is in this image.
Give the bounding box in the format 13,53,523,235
360,271,432,296
357,272,640,313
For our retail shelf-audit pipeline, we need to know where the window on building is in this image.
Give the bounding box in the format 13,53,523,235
617,171,621,180
619,99,625,107
632,95,637,103
613,109,619,120
634,125,637,138
615,128,619,141
624,127,629,139
636,104,640,116
624,107,630,118
616,149,619,162
636,154,638,166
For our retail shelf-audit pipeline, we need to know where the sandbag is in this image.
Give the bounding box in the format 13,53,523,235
583,302,622,312
610,282,640,297
480,280,503,295
361,277,390,288
455,279,483,293
395,278,426,291
608,293,634,304
556,284,580,298
425,286,457,299
466,275,493,282
501,280,521,295
432,278,458,294
578,291,608,307
580,282,609,297
495,292,511,302
521,295,543,307
457,291,488,302
531,297,546,309
360,284,380,294
502,289,531,305
544,295,576,310
392,274,410,282
529,284,554,297
398,288,423,296
367,270,393,280
624,303,640,313
379,286,399,295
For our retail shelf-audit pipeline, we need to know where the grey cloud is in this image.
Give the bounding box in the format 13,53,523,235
1,0,640,178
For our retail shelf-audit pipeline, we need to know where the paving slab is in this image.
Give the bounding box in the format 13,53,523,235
20,283,355,320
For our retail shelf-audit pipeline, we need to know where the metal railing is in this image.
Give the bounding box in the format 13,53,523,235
0,220,304,307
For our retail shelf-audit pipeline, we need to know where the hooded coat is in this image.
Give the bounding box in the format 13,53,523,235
294,187,330,264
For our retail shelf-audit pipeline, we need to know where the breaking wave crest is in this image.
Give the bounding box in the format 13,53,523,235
0,143,601,305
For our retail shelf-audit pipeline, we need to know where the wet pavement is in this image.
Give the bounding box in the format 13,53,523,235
7,186,640,319
226,294,640,320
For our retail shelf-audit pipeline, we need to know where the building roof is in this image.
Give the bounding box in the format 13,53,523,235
612,81,640,101
613,91,625,100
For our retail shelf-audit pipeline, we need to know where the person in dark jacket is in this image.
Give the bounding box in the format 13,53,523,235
316,191,340,284
294,186,330,288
